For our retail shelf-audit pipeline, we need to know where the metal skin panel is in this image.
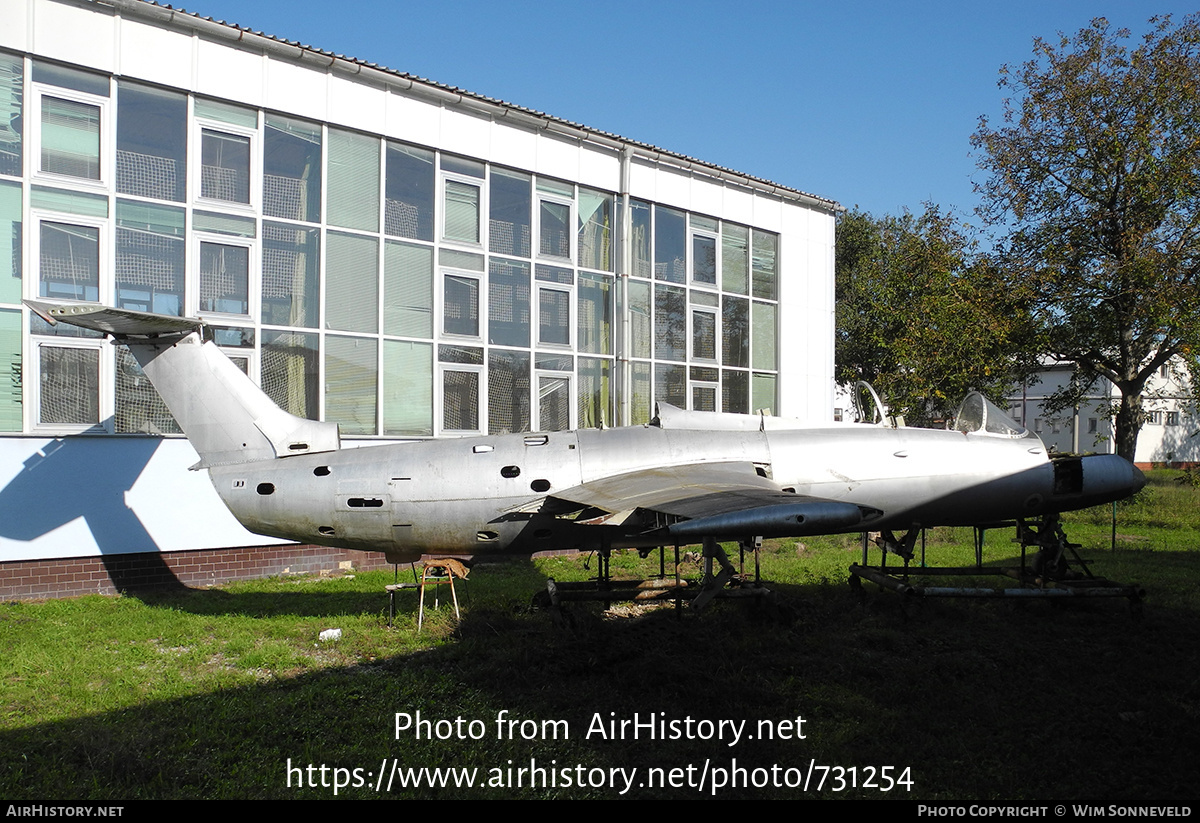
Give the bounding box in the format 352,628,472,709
27,300,1147,566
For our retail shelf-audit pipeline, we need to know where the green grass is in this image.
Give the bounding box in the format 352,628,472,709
1,471,1197,799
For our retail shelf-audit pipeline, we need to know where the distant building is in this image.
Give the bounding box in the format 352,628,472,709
1009,361,1197,467
0,0,840,597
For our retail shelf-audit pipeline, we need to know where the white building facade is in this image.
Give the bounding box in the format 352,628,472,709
1010,362,1198,466
0,0,839,574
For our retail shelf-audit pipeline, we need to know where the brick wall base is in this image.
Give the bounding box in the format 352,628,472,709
0,544,395,601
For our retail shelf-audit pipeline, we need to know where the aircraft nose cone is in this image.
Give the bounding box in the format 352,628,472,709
1130,462,1147,493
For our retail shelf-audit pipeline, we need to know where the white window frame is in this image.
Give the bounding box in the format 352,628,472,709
536,194,574,263
440,172,485,248
533,370,573,432
436,362,484,436
31,337,110,434
440,268,484,341
191,230,258,322
29,210,109,305
192,119,259,214
690,306,719,364
535,283,573,350
30,84,111,191
689,227,720,287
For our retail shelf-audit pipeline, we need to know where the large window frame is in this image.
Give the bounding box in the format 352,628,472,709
31,337,108,434
32,210,107,305
192,230,257,322
31,84,111,190
192,117,258,213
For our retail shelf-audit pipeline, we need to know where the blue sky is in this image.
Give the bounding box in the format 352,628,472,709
180,1,1197,221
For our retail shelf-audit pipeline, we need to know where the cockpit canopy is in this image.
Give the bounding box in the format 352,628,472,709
953,392,1032,438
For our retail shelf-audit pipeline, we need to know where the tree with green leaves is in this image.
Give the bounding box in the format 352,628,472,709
972,15,1200,461
835,206,1038,425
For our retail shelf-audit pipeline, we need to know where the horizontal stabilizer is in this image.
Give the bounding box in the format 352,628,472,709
25,299,202,337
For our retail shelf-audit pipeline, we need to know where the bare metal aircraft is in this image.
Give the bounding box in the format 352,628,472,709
26,300,1145,596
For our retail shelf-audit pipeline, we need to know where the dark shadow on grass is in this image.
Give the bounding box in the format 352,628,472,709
2,559,1199,800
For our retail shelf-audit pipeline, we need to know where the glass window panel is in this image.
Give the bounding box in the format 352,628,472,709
631,361,652,425
208,326,254,348
385,142,435,241
115,346,180,434
443,274,480,337
539,287,570,346
690,366,719,382
442,154,484,178
692,310,716,360
751,301,777,370
578,188,613,272
488,348,530,435
200,129,250,204
439,344,483,365
722,369,749,414
33,62,108,96
31,185,108,217
537,177,573,198
0,54,21,178
116,201,185,315
327,128,380,232
326,335,377,435
690,289,718,307
261,329,319,419
752,372,776,415
0,309,20,431
488,259,530,347
194,98,256,128
628,279,651,359
692,234,716,285
444,179,480,243
631,200,651,279
439,247,484,271
41,95,100,180
384,241,433,338
722,295,749,368
442,369,479,431
535,264,572,284
654,363,686,409
384,340,433,437
117,83,186,202
578,356,610,428
194,210,255,237
691,214,719,232
326,232,378,333
539,200,570,259
535,353,573,371
578,272,611,355
489,168,531,257
261,222,319,328
752,230,778,300
654,206,686,283
38,345,98,425
39,221,98,302
539,375,570,432
199,242,249,315
0,181,21,304
263,115,321,223
653,283,685,362
722,223,749,294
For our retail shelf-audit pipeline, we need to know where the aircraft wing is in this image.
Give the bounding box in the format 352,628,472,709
545,462,878,538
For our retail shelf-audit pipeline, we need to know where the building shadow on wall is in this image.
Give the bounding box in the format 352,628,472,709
0,435,185,592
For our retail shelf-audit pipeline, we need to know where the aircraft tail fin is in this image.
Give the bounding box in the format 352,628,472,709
26,300,340,468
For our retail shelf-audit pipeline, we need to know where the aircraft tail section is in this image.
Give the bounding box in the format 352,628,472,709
26,301,340,468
